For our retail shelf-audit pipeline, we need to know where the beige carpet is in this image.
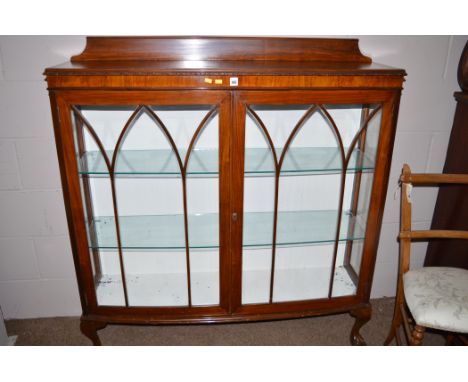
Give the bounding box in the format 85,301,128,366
5,298,446,346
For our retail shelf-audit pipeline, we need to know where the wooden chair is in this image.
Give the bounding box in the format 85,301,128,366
384,164,468,345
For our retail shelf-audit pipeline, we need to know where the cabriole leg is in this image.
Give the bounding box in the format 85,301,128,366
349,305,372,345
80,319,107,346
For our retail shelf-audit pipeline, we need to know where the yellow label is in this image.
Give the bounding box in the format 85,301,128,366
204,78,213,84
214,79,223,84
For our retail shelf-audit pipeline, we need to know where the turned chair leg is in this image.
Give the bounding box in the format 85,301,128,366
350,305,372,346
410,325,425,346
80,319,107,346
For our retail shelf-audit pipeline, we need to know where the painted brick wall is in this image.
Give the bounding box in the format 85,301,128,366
0,36,86,318
0,36,466,318
358,36,467,297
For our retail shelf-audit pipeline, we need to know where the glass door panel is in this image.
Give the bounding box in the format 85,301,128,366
71,104,221,308
241,103,382,304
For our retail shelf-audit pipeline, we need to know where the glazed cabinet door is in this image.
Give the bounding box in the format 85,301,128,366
231,90,398,313
54,91,232,316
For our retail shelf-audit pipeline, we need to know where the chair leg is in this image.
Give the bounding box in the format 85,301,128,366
446,334,468,346
410,325,425,346
445,334,456,345
384,303,403,345
459,334,468,345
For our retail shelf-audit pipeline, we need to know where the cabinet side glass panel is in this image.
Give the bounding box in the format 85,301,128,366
72,105,221,308
346,106,382,284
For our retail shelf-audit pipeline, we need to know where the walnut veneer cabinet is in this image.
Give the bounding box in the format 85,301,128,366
44,36,405,345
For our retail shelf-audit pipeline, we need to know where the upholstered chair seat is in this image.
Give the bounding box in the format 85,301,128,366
404,267,468,333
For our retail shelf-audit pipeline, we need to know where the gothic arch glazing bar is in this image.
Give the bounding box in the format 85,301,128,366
316,105,347,299
271,105,319,303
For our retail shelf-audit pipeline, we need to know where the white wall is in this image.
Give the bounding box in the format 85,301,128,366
0,36,466,318
358,36,468,297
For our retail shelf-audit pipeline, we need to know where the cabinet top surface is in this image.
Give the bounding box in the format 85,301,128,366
44,36,405,77
46,60,403,76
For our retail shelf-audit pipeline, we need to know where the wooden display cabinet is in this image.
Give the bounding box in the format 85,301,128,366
44,36,405,345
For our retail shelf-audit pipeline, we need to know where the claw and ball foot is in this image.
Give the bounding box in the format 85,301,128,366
80,319,107,346
350,305,372,346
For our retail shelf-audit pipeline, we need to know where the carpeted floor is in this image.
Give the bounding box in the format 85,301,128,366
5,298,446,346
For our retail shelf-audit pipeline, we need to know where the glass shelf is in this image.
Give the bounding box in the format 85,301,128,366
90,210,364,250
79,147,374,177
